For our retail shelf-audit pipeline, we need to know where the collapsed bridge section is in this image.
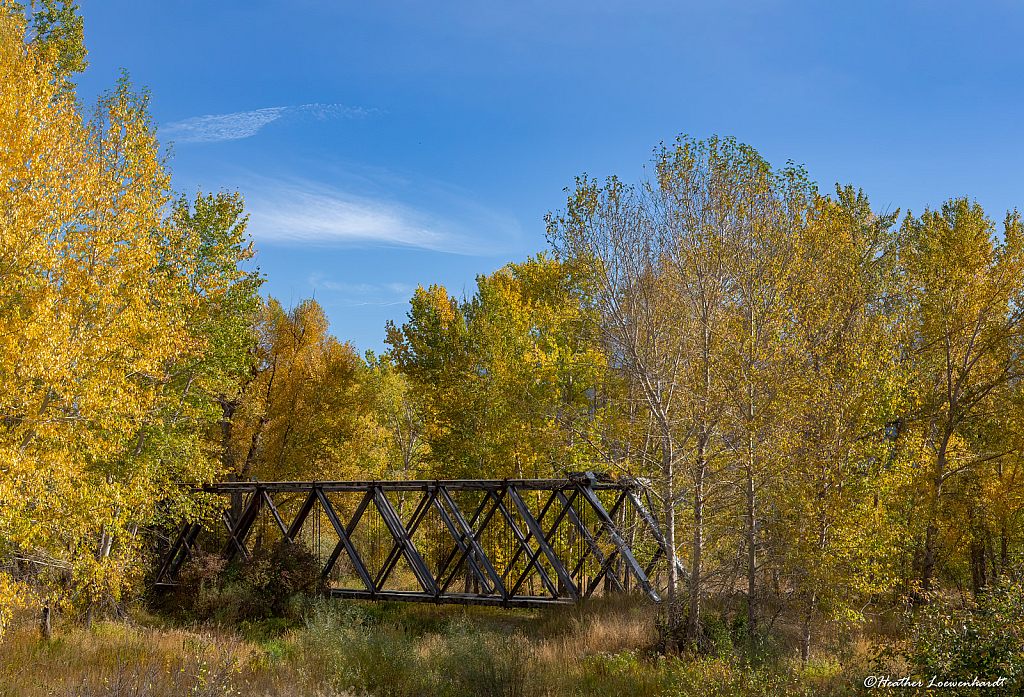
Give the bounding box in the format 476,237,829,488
155,472,682,608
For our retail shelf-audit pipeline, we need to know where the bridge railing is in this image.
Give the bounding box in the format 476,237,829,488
154,472,682,608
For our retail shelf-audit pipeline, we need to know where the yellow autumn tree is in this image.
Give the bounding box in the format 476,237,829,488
385,255,608,482
0,5,225,631
897,199,1024,594
775,186,903,661
229,298,369,487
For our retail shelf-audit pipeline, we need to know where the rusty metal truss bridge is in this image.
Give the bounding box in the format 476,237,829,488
154,472,682,608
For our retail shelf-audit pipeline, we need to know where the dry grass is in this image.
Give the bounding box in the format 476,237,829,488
0,612,337,697
528,596,659,677
0,621,249,696
0,598,867,697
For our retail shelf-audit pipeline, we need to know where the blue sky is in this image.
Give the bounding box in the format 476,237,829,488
75,1,1024,352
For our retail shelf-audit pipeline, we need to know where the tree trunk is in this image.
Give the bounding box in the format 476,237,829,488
229,471,242,523
744,308,757,660
219,397,243,522
970,529,988,597
922,522,937,594
1001,525,1010,581
923,429,953,593
40,607,51,640
800,591,816,665
687,449,705,640
970,539,982,597
745,454,757,658
97,529,114,560
236,415,268,520
663,434,679,637
987,530,997,586
688,322,711,642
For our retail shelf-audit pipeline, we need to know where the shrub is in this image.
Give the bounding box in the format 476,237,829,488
875,581,1024,690
299,600,423,697
172,543,325,623
236,541,327,619
172,552,227,619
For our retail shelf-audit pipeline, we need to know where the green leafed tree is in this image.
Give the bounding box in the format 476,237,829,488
896,199,1024,595
386,254,610,481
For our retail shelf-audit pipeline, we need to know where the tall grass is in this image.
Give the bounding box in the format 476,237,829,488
0,622,245,697
0,598,871,696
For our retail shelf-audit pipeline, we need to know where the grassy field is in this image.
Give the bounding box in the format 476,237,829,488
0,597,880,697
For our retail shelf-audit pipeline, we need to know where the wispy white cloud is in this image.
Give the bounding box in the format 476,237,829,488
244,179,520,256
163,103,372,143
247,185,456,250
308,276,415,306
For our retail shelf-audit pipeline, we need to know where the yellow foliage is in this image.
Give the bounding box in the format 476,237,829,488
0,6,229,630
229,298,369,483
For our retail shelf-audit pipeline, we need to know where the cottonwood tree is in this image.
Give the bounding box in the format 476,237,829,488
0,6,255,629
231,298,368,489
386,255,607,481
386,285,480,478
364,354,428,480
471,255,610,478
779,186,901,661
693,144,810,657
979,391,1024,585
897,200,1024,594
158,190,263,533
652,137,757,641
385,263,610,594
547,173,694,633
22,0,87,81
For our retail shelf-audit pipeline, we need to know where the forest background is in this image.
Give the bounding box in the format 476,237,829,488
1,2,1022,694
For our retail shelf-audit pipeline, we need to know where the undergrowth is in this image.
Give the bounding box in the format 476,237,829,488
0,596,892,697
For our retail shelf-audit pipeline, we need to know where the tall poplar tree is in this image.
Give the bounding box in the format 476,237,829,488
898,200,1024,594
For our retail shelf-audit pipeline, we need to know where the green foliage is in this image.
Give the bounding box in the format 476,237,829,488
698,614,737,659
0,9,262,624
19,0,88,80
434,618,539,697
386,254,609,480
166,190,263,394
362,352,428,479
880,583,1024,685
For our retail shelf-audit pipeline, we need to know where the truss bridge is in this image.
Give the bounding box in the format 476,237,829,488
154,472,681,608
